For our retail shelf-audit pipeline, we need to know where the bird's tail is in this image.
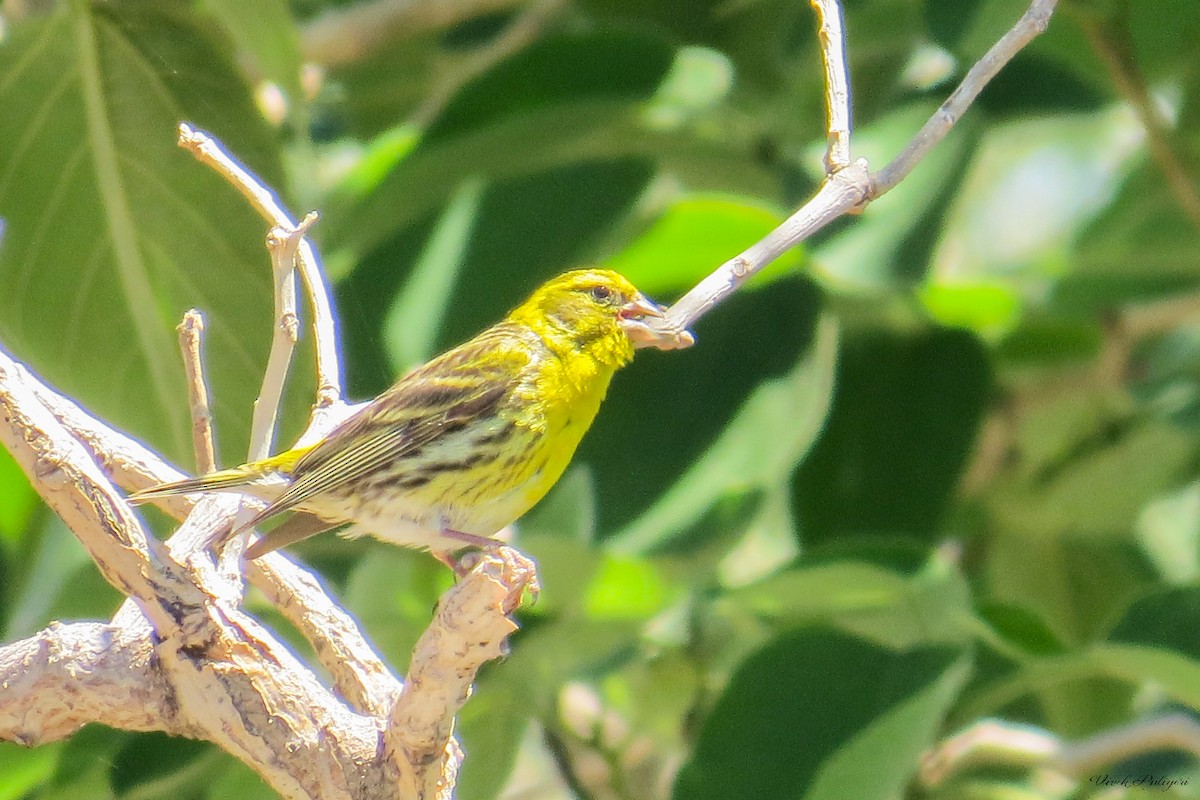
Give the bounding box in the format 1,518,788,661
128,446,312,505
127,464,269,504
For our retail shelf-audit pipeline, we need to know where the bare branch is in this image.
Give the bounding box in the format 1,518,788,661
388,547,538,797
248,556,403,717
25,364,193,515
1077,11,1200,233
920,715,1200,787
412,0,566,127
0,348,198,633
178,123,343,410
655,0,1058,338
248,217,316,462
809,0,853,173
661,163,869,333
178,309,217,474
0,621,193,745
301,0,528,66
870,0,1058,197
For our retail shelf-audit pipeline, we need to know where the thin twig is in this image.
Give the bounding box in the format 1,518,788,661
177,310,217,474
1076,11,1200,233
661,164,869,334
870,0,1058,196
809,0,853,173
920,715,1200,787
248,216,316,461
655,0,1058,339
178,124,343,411
411,0,566,127
300,0,527,66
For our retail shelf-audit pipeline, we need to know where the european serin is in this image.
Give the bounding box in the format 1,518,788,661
130,269,680,562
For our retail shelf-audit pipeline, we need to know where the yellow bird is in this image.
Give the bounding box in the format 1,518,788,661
130,269,682,563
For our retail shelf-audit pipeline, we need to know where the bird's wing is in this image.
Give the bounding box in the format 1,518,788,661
237,328,533,530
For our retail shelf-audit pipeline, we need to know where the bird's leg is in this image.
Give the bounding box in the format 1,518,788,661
440,528,504,550
432,549,471,577
434,528,504,577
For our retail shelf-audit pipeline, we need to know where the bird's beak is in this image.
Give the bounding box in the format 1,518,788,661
618,294,695,351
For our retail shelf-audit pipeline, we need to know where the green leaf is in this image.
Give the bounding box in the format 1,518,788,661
604,194,804,295
993,315,1104,367
998,421,1197,537
3,516,91,640
1136,482,1200,584
1128,323,1200,429
336,158,654,396
1109,585,1200,660
673,629,970,800
976,602,1067,657
200,0,301,102
583,277,823,538
923,0,988,48
933,106,1142,295
1090,643,1200,710
425,31,674,144
0,740,61,800
455,681,532,800
984,532,1156,647
975,53,1107,115
382,177,485,371
610,313,837,553
919,281,1022,338
203,757,276,800
729,554,976,650
584,555,673,619
0,2,300,467
1064,157,1200,305
643,46,734,130
1130,0,1200,82
342,547,451,666
110,732,213,796
324,30,676,263
51,723,128,789
0,445,37,549
795,326,991,544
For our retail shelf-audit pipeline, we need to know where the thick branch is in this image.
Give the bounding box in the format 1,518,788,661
0,349,201,636
0,621,192,745
23,356,193,516
248,556,403,717
388,547,539,798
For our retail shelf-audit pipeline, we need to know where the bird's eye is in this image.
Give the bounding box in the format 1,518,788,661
589,285,613,303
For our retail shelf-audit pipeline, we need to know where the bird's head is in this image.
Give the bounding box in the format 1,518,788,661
508,269,679,366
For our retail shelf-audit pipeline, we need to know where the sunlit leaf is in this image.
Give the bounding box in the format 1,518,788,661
604,194,804,295
673,629,970,800
0,2,301,467
610,313,836,553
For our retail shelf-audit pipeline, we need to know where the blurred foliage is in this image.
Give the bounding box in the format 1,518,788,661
2,0,1200,798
